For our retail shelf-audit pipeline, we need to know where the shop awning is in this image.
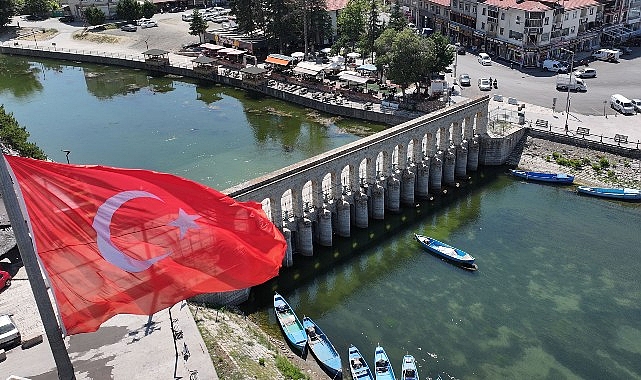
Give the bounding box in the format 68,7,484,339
265,54,294,66
219,48,245,55
338,71,369,84
200,43,225,51
293,66,319,76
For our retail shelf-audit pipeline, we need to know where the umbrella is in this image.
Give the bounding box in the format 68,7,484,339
346,52,361,59
320,47,332,54
291,52,305,58
356,64,377,72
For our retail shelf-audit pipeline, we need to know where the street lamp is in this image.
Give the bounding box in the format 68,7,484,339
453,42,460,84
560,47,574,133
61,149,71,164
603,100,607,118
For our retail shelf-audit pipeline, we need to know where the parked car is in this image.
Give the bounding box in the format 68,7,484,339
181,13,193,22
478,78,492,91
0,267,10,289
0,314,20,349
542,59,568,73
631,98,641,113
573,67,597,78
140,20,158,28
211,15,229,23
478,53,492,65
457,45,466,55
59,15,74,23
120,24,137,32
459,73,471,86
136,18,151,26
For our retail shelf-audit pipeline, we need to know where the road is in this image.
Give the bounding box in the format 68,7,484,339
450,49,641,116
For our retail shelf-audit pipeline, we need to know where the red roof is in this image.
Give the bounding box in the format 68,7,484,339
483,0,551,11
561,0,600,10
427,0,450,7
326,0,349,11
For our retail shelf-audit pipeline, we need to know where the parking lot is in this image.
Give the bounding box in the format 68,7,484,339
450,48,641,116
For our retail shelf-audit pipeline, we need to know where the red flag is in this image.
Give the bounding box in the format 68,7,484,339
4,155,286,334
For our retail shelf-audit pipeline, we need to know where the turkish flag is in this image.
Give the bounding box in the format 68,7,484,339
4,155,286,334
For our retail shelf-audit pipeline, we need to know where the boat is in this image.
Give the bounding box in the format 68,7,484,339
349,344,374,380
400,355,419,380
414,234,477,270
374,345,396,380
509,169,574,184
303,317,342,378
577,186,641,201
273,292,307,354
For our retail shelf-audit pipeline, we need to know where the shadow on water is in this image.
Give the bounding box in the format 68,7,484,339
242,165,510,315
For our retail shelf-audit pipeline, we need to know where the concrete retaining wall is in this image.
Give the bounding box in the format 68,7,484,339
528,128,641,159
478,128,527,165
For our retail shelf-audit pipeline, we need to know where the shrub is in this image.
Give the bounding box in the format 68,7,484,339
275,355,309,380
0,106,46,160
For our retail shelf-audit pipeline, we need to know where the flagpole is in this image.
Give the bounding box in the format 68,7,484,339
0,155,76,380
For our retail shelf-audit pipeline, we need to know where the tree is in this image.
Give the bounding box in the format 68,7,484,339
84,6,105,26
387,1,406,31
230,0,264,36
189,10,208,43
116,0,141,22
263,0,294,53
361,0,383,60
23,0,52,17
141,0,155,19
0,105,46,160
374,28,428,97
335,0,365,55
0,0,16,27
424,32,454,75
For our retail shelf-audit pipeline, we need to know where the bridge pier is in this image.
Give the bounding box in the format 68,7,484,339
317,208,332,247
430,153,443,190
386,174,401,213
335,198,351,237
443,148,456,185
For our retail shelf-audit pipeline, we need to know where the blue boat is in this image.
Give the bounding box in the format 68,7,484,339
400,355,419,380
303,317,342,378
414,234,477,270
273,293,307,354
577,186,641,201
374,345,396,380
349,344,374,380
509,169,574,184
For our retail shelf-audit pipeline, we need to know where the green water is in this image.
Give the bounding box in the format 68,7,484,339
2,55,641,380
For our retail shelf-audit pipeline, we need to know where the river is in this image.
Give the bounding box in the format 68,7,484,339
2,55,640,380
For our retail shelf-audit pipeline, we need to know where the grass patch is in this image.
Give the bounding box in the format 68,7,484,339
276,355,310,380
72,31,121,44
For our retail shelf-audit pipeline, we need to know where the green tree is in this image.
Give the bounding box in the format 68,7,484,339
116,0,141,22
141,0,155,19
83,6,105,26
0,105,46,160
424,32,454,75
0,0,17,27
335,0,365,55
263,0,293,53
230,0,264,36
23,0,52,17
188,10,208,42
387,1,406,31
375,28,428,96
361,0,383,60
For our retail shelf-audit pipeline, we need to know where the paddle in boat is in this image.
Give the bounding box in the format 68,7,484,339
374,345,396,380
509,169,574,184
400,354,419,380
273,292,307,354
414,234,477,270
303,317,343,378
349,344,374,380
577,186,641,201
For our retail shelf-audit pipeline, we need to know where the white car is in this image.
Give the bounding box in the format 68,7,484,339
459,73,471,86
478,78,492,91
181,13,193,22
573,67,597,78
120,24,137,32
211,15,229,23
478,53,492,65
631,98,641,113
0,314,21,349
140,20,158,28
136,18,151,26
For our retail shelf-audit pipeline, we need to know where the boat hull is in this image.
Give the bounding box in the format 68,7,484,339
303,317,342,378
374,345,396,380
577,186,641,201
414,234,477,269
509,169,574,184
401,354,419,380
349,345,374,380
273,293,307,354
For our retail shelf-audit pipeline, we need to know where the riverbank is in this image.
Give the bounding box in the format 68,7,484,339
515,136,640,188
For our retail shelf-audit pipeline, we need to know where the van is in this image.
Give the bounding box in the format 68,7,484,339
543,59,568,73
592,48,621,62
610,94,636,115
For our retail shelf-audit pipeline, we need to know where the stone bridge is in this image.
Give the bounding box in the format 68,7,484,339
224,96,513,266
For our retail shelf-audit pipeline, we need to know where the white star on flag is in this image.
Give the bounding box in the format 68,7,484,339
169,208,201,238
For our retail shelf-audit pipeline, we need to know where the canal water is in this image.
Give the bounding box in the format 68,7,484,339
2,56,641,380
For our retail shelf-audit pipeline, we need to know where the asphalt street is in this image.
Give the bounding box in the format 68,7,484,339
450,48,641,116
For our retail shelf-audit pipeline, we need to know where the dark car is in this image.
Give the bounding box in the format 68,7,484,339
457,46,466,55
60,15,75,23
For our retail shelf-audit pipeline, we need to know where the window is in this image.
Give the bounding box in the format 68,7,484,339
459,2,463,10
431,5,435,11
541,33,549,41
516,15,521,24
590,7,594,15
436,8,440,15
564,13,568,20
573,11,577,18
482,7,486,15
465,4,469,11
545,17,549,25
473,5,477,14
500,27,504,35
481,21,485,29
571,26,575,33
501,13,505,20
453,0,458,7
